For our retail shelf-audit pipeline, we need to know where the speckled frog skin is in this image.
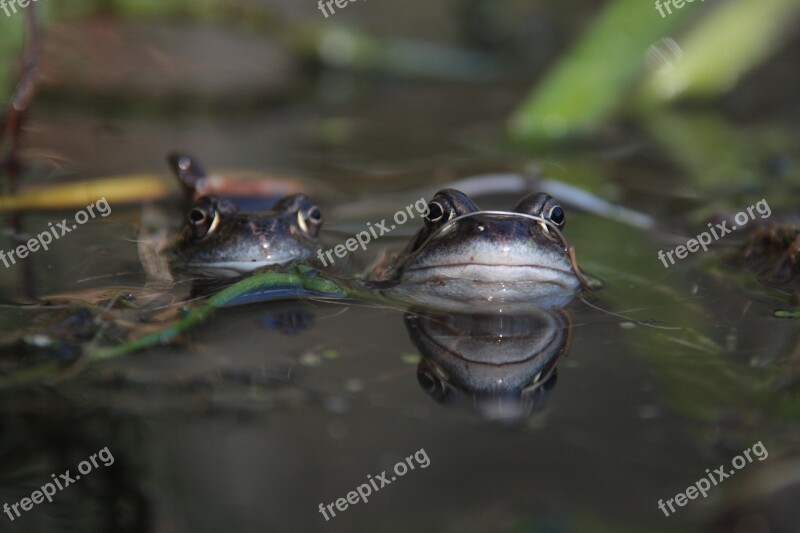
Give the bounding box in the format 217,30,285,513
376,189,581,310
172,194,322,278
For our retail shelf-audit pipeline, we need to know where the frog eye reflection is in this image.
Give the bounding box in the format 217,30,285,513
297,205,323,236
417,365,448,403
188,205,218,239
425,201,445,223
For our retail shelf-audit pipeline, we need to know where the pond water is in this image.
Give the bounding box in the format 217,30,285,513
1,5,799,533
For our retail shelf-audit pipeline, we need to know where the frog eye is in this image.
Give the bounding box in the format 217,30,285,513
425,190,478,227
547,205,565,229
513,193,566,230
297,205,323,237
417,362,449,403
187,199,220,240
425,201,446,223
189,208,206,225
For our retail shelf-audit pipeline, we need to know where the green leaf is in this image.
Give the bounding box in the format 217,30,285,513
508,0,690,144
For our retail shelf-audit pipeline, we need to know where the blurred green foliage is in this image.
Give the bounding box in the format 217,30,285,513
508,0,692,143
643,0,800,101
509,0,800,145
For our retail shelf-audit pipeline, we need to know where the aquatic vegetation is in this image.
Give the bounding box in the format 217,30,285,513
509,0,800,144
0,2,799,531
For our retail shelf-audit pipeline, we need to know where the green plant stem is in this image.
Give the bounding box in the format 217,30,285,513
90,267,345,361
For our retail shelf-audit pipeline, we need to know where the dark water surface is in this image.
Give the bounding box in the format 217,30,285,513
1,7,800,533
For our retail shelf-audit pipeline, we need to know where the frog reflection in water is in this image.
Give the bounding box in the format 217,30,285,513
172,193,323,278
373,189,583,311
383,189,583,421
407,308,572,423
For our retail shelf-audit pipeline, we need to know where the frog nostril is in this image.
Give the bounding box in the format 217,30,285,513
468,220,487,234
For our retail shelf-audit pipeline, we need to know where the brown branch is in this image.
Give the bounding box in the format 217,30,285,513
1,3,41,162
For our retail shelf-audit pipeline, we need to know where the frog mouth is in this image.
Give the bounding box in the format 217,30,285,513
401,262,578,285
403,223,575,283
185,257,298,277
387,263,580,312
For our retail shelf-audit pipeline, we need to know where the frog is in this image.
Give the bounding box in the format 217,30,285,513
407,307,571,423
171,193,323,278
370,188,585,311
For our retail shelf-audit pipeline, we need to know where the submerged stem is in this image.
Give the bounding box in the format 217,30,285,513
89,267,346,362
0,268,346,389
